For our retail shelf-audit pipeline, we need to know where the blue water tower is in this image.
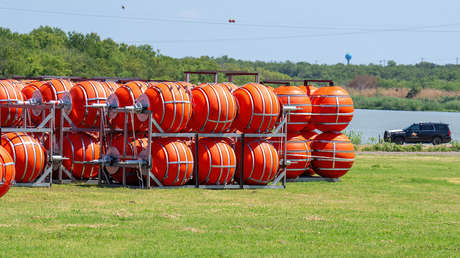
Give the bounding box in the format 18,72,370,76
345,53,352,65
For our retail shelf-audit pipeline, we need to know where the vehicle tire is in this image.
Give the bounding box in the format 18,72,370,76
393,137,404,145
432,137,441,145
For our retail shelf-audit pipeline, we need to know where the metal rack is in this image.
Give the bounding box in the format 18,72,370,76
0,99,63,187
95,71,288,189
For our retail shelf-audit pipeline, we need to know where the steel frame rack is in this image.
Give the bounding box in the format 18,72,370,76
0,100,63,187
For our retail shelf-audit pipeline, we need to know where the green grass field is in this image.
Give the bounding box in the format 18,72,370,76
1,154,459,257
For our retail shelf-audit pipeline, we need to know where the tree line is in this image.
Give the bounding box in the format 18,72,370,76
2,26,460,90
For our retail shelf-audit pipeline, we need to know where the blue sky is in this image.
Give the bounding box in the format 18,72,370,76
0,0,459,64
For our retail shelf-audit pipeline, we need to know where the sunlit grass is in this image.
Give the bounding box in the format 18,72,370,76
0,154,459,257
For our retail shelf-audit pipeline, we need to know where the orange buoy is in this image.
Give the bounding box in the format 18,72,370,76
175,81,195,94
1,132,46,183
233,83,280,133
220,82,239,93
106,134,148,185
0,80,24,127
272,134,311,179
0,146,15,198
311,86,354,132
141,82,192,133
194,138,236,185
8,79,25,90
311,132,355,178
235,138,279,185
148,139,194,186
22,81,43,100
61,133,100,180
69,81,113,128
188,83,237,133
274,86,312,132
34,79,73,127
100,81,120,92
300,131,319,176
108,81,148,131
298,85,318,96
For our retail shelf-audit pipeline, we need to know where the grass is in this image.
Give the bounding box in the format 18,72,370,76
1,154,459,257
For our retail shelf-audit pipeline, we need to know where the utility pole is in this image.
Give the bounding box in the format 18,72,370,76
456,57,458,66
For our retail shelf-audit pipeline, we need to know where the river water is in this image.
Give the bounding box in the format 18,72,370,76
345,109,460,143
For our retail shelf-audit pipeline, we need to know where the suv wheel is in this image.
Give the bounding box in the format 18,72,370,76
393,137,404,145
432,137,442,145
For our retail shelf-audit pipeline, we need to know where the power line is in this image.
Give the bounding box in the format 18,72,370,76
2,6,460,32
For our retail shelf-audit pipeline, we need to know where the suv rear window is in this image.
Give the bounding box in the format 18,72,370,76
420,124,434,130
434,124,449,131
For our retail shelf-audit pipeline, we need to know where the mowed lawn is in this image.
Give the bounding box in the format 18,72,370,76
1,154,459,257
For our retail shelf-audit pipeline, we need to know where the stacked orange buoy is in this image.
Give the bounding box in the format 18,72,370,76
106,134,148,185
69,80,113,128
309,85,355,178
235,138,279,185
188,83,237,133
272,134,311,179
0,80,24,127
0,146,15,198
60,133,100,180
194,138,236,185
233,83,280,133
34,79,73,127
108,81,149,131
142,82,192,133
147,138,194,186
1,132,46,183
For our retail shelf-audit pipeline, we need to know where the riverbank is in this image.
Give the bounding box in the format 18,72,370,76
352,95,460,112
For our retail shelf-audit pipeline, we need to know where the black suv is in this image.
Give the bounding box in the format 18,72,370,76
384,123,451,145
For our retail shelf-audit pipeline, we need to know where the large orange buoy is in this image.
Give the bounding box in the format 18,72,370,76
272,134,311,179
22,81,43,100
141,82,192,133
298,85,317,96
233,83,280,133
175,81,195,94
147,139,193,186
311,86,354,132
1,132,46,183
311,132,355,178
61,133,100,180
69,81,113,128
274,86,312,132
235,138,279,185
0,146,15,198
194,138,236,185
0,80,24,127
300,130,319,176
106,134,148,185
188,83,237,133
108,81,148,131
34,79,73,127
220,82,239,93
100,81,120,92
